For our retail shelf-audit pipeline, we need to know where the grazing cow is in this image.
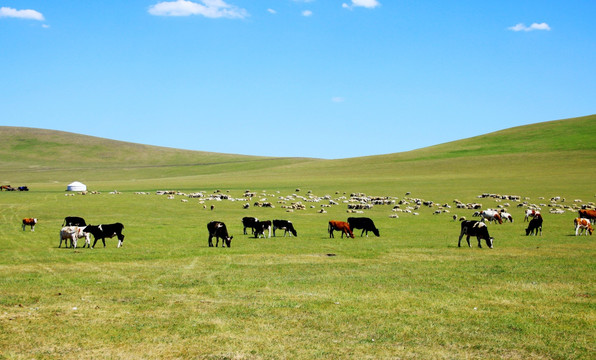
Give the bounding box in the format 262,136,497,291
524,209,540,222
458,220,494,248
480,210,503,224
242,217,259,235
574,218,593,236
328,220,354,238
578,209,596,224
499,211,514,223
254,220,272,238
22,218,37,231
18,186,29,191
347,217,380,237
525,214,543,236
272,219,298,237
207,221,232,247
85,223,125,248
62,216,87,227
59,226,91,248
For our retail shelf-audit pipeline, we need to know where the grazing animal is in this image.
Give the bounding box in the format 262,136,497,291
328,220,354,238
272,219,298,237
242,217,259,235
207,221,232,247
574,218,593,236
59,226,90,248
480,210,503,224
347,217,380,237
458,220,494,248
524,209,540,222
499,211,514,223
1,185,15,191
525,214,543,236
22,218,37,231
254,220,272,238
62,216,87,227
85,223,125,248
578,209,596,223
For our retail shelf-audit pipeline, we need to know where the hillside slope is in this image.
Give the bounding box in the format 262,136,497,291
1,115,594,195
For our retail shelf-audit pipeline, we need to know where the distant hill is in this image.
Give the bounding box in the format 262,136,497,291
1,115,594,192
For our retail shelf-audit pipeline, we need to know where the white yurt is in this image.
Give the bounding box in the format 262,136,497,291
66,181,87,192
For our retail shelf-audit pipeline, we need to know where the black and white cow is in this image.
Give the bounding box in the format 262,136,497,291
458,220,494,248
347,217,380,237
207,221,232,247
242,217,259,235
525,215,543,236
85,223,125,248
254,220,272,238
272,219,297,237
62,216,87,227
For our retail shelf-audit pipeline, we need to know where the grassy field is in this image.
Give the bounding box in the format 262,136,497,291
0,115,595,359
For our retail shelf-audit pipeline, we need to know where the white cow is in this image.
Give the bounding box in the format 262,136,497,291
500,211,514,223
59,226,91,248
480,210,503,224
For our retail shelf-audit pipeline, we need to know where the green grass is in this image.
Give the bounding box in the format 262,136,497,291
0,115,595,359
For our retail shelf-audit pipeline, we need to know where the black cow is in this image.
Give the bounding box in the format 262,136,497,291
85,223,125,248
208,221,232,247
242,217,259,235
63,216,87,227
347,217,380,237
458,220,493,248
272,219,297,237
254,220,272,238
525,215,543,236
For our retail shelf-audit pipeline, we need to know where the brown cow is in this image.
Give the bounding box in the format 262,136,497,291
328,220,354,238
22,218,37,231
578,209,596,223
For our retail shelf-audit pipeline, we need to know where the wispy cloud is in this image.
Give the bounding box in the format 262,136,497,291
332,96,345,103
508,22,551,32
0,6,45,21
148,0,248,19
342,0,381,10
267,9,276,15
302,10,313,17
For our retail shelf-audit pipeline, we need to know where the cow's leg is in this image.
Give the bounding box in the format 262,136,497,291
208,234,213,247
476,236,482,248
22,224,25,231
466,235,471,248
31,225,35,232
92,238,99,248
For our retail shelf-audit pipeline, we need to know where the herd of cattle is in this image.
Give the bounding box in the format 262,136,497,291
38,216,126,249
17,190,596,249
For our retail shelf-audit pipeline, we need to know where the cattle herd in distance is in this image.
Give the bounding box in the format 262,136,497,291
15,188,596,249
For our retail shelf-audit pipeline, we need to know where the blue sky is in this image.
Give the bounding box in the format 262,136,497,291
1,1,594,159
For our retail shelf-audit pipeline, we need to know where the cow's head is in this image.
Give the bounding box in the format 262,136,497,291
486,237,494,249
372,228,380,237
224,236,233,247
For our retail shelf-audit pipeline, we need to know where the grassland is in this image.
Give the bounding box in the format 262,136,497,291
0,115,595,359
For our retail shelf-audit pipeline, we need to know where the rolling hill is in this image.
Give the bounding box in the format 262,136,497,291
1,114,594,198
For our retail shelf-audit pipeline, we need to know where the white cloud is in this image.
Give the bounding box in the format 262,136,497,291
302,10,313,17
148,0,248,19
342,0,381,10
508,22,551,32
267,8,276,14
0,7,45,21
332,96,345,103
